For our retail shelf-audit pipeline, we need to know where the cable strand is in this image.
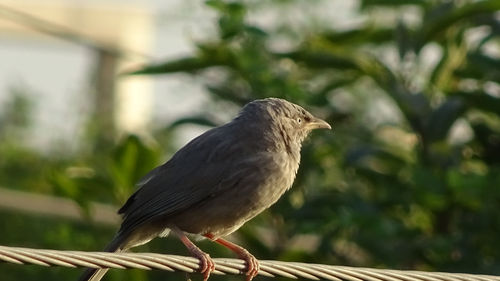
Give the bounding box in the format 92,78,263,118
1,246,499,281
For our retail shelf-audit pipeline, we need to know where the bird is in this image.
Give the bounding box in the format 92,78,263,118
78,97,331,281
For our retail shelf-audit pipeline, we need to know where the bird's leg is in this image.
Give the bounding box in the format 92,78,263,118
171,226,215,281
204,234,259,281
215,238,259,281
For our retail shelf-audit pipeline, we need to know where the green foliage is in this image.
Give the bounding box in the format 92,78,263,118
1,0,500,280
130,0,500,274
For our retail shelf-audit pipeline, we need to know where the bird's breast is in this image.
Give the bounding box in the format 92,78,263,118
240,150,299,214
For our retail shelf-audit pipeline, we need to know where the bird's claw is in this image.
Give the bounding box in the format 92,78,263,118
240,250,259,281
192,248,215,281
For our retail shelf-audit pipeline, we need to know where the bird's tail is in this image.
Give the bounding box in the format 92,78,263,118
77,234,126,281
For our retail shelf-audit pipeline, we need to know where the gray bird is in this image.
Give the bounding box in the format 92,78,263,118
78,97,331,281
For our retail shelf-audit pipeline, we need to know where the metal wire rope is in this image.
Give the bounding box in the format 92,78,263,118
1,245,499,281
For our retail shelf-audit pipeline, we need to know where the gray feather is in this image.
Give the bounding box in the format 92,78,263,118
117,123,246,234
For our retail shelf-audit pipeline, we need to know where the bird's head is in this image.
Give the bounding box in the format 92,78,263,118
237,98,331,150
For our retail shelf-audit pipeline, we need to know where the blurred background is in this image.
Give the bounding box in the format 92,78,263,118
1,0,500,280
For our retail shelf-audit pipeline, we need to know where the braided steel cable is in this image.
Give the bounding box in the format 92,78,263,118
1,245,499,281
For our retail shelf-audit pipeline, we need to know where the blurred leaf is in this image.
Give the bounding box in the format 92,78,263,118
360,0,427,9
277,50,359,70
417,0,500,50
206,85,251,105
396,20,412,59
321,27,394,46
425,98,465,143
109,135,161,201
429,29,467,90
357,56,431,135
454,91,500,115
411,167,447,210
447,170,486,209
457,52,500,81
315,75,360,98
168,116,218,129
127,56,226,75
209,0,247,39
471,122,500,165
344,145,410,176
0,86,33,141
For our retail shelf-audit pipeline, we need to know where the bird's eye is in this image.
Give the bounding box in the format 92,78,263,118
297,117,302,124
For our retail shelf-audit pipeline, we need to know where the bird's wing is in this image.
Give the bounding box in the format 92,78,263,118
117,125,247,234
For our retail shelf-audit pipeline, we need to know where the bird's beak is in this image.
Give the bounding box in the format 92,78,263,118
308,117,331,130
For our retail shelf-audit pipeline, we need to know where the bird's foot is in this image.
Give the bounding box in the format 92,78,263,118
189,246,215,281
172,227,215,281
204,235,259,281
237,249,259,281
